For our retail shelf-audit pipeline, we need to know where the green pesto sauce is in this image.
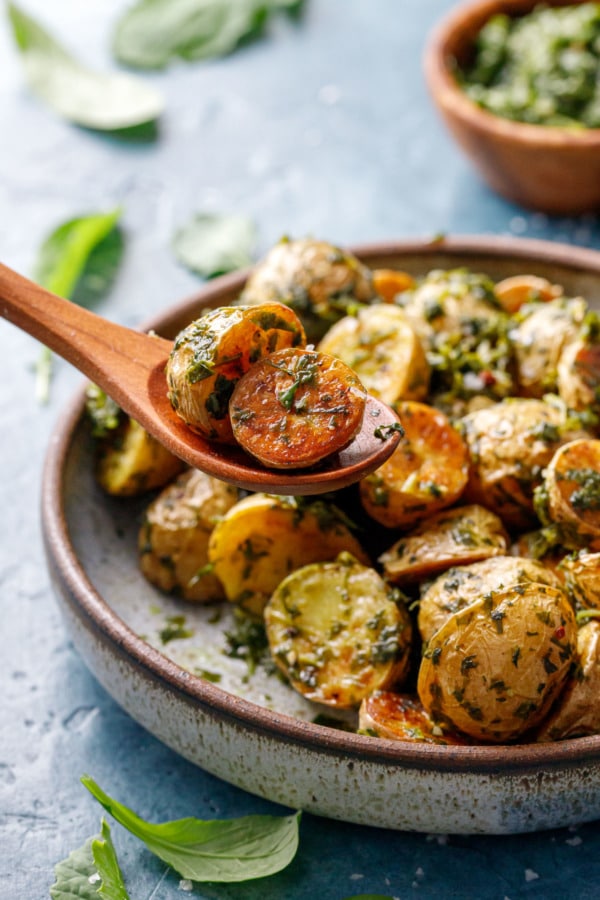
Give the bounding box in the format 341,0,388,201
461,3,600,128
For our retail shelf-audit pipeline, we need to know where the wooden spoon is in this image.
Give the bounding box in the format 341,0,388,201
0,262,402,494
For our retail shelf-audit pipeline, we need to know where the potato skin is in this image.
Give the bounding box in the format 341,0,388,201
230,348,367,469
417,583,577,743
379,504,508,585
265,554,412,708
542,439,600,550
360,401,469,529
418,555,562,645
208,493,370,616
166,303,305,443
96,418,185,496
318,304,430,405
561,551,600,610
138,469,238,601
359,691,469,744
240,238,377,343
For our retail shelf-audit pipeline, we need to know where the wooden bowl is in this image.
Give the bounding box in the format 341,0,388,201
424,0,600,214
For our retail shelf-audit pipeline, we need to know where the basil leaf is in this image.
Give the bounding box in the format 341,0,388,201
172,212,256,277
7,2,163,130
113,0,300,70
50,819,130,900
82,775,301,883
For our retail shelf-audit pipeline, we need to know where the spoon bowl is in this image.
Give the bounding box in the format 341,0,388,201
0,262,401,494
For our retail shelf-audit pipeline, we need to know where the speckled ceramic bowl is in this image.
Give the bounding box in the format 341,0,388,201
42,235,600,835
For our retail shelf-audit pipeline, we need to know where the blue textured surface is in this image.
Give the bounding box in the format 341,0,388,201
3,1,600,898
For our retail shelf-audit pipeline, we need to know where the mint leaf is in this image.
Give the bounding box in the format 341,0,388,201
112,0,301,70
7,2,163,130
50,819,130,900
172,212,256,277
82,776,301,883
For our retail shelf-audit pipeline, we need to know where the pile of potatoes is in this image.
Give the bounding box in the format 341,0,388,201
89,238,600,746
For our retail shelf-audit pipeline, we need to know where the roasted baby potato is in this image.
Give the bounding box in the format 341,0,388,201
230,348,367,469
418,555,563,645
460,398,589,531
536,620,600,742
265,553,412,708
208,493,370,616
418,583,577,742
360,401,469,529
95,417,185,496
493,274,562,314
539,439,600,550
371,268,416,303
358,691,469,744
379,504,508,585
561,551,600,610
318,304,430,405
557,334,600,414
239,237,377,342
165,303,305,443
138,469,238,602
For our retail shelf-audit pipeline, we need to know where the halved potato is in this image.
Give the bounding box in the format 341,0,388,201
360,401,469,529
358,691,469,744
494,274,562,314
95,418,185,497
561,551,600,610
536,620,600,742
138,469,238,602
166,303,305,443
417,583,577,743
208,493,370,616
557,336,600,414
318,304,430,405
418,555,562,645
372,268,416,303
265,553,412,708
542,439,600,550
379,504,508,585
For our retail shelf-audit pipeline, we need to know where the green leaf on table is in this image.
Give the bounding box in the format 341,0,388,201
112,0,303,70
82,775,301,883
50,818,130,900
7,2,163,130
172,212,256,277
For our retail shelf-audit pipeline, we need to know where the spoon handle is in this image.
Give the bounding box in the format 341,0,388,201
0,261,171,414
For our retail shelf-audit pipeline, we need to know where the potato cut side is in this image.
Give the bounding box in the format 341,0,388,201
96,418,185,496
543,439,600,550
561,551,600,610
359,692,469,744
265,553,412,708
494,274,562,314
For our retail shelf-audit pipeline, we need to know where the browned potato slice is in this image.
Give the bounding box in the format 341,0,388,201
358,692,470,744
542,439,600,550
372,268,416,303
509,296,587,397
418,555,562,644
561,551,600,610
536,621,600,742
138,469,238,602
318,305,430,405
166,303,305,443
265,553,412,708
494,274,562,314
417,583,577,743
379,505,508,585
239,238,377,342
208,493,370,616
96,418,185,497
229,348,367,469
557,337,600,413
460,398,589,531
360,401,469,529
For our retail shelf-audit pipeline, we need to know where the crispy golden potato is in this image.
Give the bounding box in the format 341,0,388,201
239,238,377,342
557,336,600,414
460,398,589,531
417,583,577,743
358,691,470,744
138,469,238,602
165,303,305,443
379,504,508,585
95,418,185,496
230,348,367,469
372,268,416,303
536,620,600,742
509,296,587,397
541,439,600,550
418,555,563,645
265,553,412,708
561,551,600,610
494,274,562,314
208,493,370,616
318,304,430,405
360,401,469,529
